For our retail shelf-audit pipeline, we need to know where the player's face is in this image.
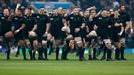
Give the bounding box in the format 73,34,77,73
16,10,22,16
25,9,32,15
3,9,10,16
79,11,84,16
101,10,107,17
62,9,67,14
28,9,32,14
40,10,47,15
84,10,89,16
110,11,114,16
73,8,79,15
53,10,58,15
107,11,111,17
90,10,96,17
57,9,62,14
120,6,125,11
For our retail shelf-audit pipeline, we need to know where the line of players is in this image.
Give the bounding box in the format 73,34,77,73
0,4,133,61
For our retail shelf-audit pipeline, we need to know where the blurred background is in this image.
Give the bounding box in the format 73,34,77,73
0,0,134,49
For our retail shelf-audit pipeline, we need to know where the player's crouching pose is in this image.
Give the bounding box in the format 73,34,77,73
35,8,50,60
66,8,85,61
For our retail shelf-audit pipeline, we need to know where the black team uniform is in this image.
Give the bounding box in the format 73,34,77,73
85,18,97,60
61,14,70,60
0,15,12,60
111,16,123,60
50,14,63,60
36,14,50,60
24,14,37,60
80,15,89,60
94,15,112,61
12,16,27,60
66,13,85,61
119,10,131,60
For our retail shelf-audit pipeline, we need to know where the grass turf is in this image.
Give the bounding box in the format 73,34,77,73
0,53,134,75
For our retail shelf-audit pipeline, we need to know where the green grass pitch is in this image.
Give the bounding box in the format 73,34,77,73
0,53,134,75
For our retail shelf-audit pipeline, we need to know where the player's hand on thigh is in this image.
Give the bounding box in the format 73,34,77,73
33,40,38,48
66,34,73,40
103,39,113,49
74,37,83,47
42,40,47,48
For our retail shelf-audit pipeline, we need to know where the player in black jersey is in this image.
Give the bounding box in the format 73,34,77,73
66,8,85,61
94,10,113,61
110,10,124,60
0,7,13,60
36,8,50,60
24,7,38,60
49,9,64,60
85,9,98,60
118,4,133,60
12,5,27,60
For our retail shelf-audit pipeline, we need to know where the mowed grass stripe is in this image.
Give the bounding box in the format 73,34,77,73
0,53,134,75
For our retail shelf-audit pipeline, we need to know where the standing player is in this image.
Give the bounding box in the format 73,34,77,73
49,9,64,60
36,8,50,60
60,8,72,60
110,10,124,60
0,7,14,60
94,10,113,61
24,7,38,60
85,9,98,60
12,5,27,60
118,4,133,60
66,8,85,61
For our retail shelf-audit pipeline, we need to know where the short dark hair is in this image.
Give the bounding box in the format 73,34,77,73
27,6,32,10
2,7,9,12
2,7,11,14
119,3,125,9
